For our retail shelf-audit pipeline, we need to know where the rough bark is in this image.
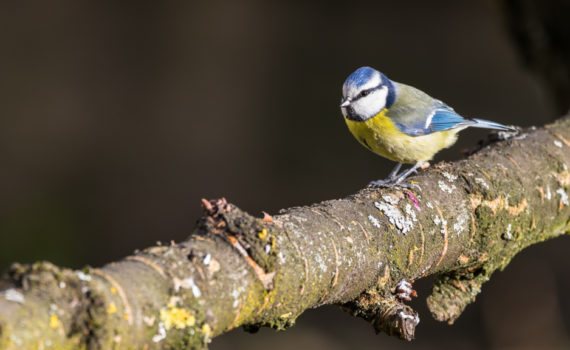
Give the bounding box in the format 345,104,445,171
1,116,569,349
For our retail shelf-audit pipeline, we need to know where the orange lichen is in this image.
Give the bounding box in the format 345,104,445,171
537,186,545,201
469,194,527,216
452,280,467,292
407,249,414,270
458,254,470,264
508,198,528,215
555,171,570,186
262,211,273,223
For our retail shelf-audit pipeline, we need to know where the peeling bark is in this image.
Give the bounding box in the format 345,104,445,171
1,116,570,349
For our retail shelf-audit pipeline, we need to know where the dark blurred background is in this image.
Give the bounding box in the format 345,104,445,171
1,0,569,349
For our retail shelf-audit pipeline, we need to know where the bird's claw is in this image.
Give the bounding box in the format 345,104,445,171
368,180,421,190
367,179,394,187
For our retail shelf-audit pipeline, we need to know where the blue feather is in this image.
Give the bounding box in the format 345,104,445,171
344,67,377,88
470,118,515,131
394,107,472,136
394,107,514,136
427,108,474,133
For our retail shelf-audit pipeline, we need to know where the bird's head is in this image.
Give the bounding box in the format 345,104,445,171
341,66,396,121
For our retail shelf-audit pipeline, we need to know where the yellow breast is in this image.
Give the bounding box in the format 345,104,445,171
344,109,459,164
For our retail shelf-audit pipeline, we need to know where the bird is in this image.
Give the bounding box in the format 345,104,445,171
340,66,516,187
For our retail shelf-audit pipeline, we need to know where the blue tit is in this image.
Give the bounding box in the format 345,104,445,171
340,66,516,187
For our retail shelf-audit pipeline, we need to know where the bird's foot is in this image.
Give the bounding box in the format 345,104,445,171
368,179,421,190
367,178,395,187
367,162,426,190
395,279,417,302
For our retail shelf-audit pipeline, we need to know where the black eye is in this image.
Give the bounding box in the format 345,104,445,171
360,90,370,97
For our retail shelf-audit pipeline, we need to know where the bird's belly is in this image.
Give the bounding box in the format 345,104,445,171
345,111,458,164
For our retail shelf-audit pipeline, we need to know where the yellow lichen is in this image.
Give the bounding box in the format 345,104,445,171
202,323,213,343
107,303,117,314
49,314,59,329
160,307,196,330
258,229,268,239
202,323,212,336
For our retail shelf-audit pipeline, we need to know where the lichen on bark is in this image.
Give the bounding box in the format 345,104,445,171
0,116,569,349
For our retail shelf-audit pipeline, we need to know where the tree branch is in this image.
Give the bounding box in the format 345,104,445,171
1,116,570,349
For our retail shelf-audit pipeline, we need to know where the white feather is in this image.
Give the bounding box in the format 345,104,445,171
424,110,435,128
351,86,388,120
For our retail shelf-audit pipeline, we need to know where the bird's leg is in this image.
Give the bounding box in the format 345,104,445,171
391,161,426,185
367,163,402,187
368,161,426,189
386,162,403,181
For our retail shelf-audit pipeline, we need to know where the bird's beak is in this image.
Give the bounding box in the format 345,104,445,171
340,98,351,108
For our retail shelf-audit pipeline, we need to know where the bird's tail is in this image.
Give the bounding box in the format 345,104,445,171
471,118,517,132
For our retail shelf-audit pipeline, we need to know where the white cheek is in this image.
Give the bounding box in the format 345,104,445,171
352,87,388,119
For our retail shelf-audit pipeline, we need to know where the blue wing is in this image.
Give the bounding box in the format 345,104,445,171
387,83,515,136
394,106,474,137
426,108,474,133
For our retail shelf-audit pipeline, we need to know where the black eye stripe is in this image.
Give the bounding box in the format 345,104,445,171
353,85,383,101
